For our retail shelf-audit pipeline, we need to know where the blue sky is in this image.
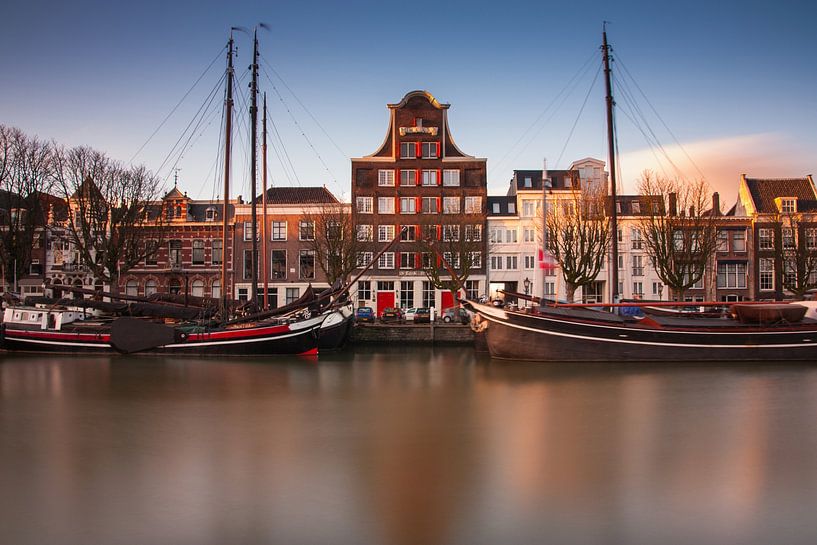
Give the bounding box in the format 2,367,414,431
2,0,814,206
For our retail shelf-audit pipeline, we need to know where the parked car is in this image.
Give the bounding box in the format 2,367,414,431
442,307,470,324
404,307,432,324
380,307,403,323
355,306,375,323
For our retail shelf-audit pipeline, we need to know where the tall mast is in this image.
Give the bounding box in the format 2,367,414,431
261,93,269,310
250,29,259,305
603,26,620,303
221,35,234,318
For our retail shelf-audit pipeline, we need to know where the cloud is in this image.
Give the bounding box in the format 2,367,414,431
618,133,813,208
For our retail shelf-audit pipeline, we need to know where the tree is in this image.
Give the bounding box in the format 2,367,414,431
774,213,817,300
416,210,484,300
637,172,720,301
0,125,55,291
52,146,165,296
543,185,611,302
302,202,359,286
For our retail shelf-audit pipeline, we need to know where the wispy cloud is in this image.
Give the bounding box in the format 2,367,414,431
618,133,813,207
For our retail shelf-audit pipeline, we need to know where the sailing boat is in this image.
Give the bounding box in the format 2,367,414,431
0,34,329,355
461,30,817,363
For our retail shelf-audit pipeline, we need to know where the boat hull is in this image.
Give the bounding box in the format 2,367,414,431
317,304,354,351
467,302,817,362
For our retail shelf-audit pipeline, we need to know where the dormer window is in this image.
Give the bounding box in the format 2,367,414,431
524,177,532,188
778,197,797,213
631,201,641,214
205,207,217,221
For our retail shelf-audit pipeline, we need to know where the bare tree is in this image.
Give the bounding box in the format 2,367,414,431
416,211,484,300
0,125,55,291
52,146,165,296
302,202,359,286
638,172,720,301
543,185,611,302
772,213,817,300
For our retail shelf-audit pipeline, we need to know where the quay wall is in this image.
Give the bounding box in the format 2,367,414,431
351,324,474,345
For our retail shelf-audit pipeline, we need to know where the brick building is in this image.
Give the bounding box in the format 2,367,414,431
351,90,487,314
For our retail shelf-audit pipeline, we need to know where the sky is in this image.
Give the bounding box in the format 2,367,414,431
1,0,814,208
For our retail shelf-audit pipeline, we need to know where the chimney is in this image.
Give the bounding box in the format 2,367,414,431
712,192,720,215
669,192,677,216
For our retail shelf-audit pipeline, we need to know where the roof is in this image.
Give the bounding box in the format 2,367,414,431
613,195,665,216
510,169,580,192
743,177,817,213
487,196,517,217
162,186,188,200
255,186,340,205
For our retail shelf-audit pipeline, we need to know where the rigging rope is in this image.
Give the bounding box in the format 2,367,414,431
554,65,602,169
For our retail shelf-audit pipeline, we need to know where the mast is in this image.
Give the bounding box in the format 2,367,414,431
261,93,269,310
221,35,235,318
250,29,259,305
603,26,620,303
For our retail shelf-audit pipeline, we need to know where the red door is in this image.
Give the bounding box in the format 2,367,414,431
441,291,455,311
377,291,395,317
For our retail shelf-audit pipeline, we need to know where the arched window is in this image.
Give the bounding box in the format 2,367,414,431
72,279,83,299
211,280,221,299
169,279,182,295
191,279,204,297
145,279,157,297
125,279,138,296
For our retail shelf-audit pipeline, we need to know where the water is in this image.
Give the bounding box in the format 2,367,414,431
2,347,817,545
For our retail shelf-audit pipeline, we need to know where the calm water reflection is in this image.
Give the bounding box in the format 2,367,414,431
2,347,817,545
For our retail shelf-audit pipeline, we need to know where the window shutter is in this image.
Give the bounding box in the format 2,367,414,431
435,142,440,158
397,169,402,185
415,197,421,213
415,169,420,186
437,169,442,186
436,197,441,213
415,253,421,269
396,251,401,267
436,225,442,240
415,142,421,158
396,224,401,240
394,197,399,214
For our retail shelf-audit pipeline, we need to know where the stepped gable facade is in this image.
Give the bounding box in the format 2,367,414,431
351,90,487,313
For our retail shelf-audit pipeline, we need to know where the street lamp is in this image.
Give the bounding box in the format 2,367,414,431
523,277,531,308
658,283,663,301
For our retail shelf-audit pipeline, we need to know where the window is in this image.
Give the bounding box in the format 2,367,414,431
652,282,663,296
421,252,434,268
286,287,299,304
378,281,394,292
357,224,373,241
524,254,535,269
422,281,434,308
732,230,746,252
243,249,257,279
504,229,517,243
422,197,438,214
780,198,797,213
378,225,395,242
717,262,747,288
490,256,503,270
489,227,502,244
632,255,643,276
524,177,532,188
633,282,644,296
378,169,395,186
400,169,417,186
211,280,220,299
211,240,222,265
524,228,535,243
759,258,775,291
442,225,459,242
243,221,259,241
443,170,460,187
400,197,417,214
631,229,643,250
443,197,460,214
205,208,217,221
271,221,287,241
169,240,182,266
356,251,373,268
759,228,774,250
126,280,138,297
465,280,479,301
378,197,395,214
464,224,482,242
378,252,395,269
400,252,415,269
522,200,536,217
783,227,795,249
717,230,729,252
506,256,518,270
326,221,342,241
191,279,204,297
807,228,817,250
443,252,461,268
192,240,205,265
271,250,286,279
421,142,438,158
239,289,249,303
422,170,439,186
358,280,371,301
400,226,416,242
299,249,315,279
356,197,373,214
492,202,500,214
422,224,438,241
400,142,416,159
469,252,482,268
508,202,516,214
169,279,182,295
464,196,481,214
299,221,315,241
544,282,556,295
631,201,641,214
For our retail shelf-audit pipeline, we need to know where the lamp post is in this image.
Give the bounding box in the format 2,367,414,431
523,276,531,307
658,283,663,301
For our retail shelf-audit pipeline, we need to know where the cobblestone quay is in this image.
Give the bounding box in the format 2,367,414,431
350,323,474,344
